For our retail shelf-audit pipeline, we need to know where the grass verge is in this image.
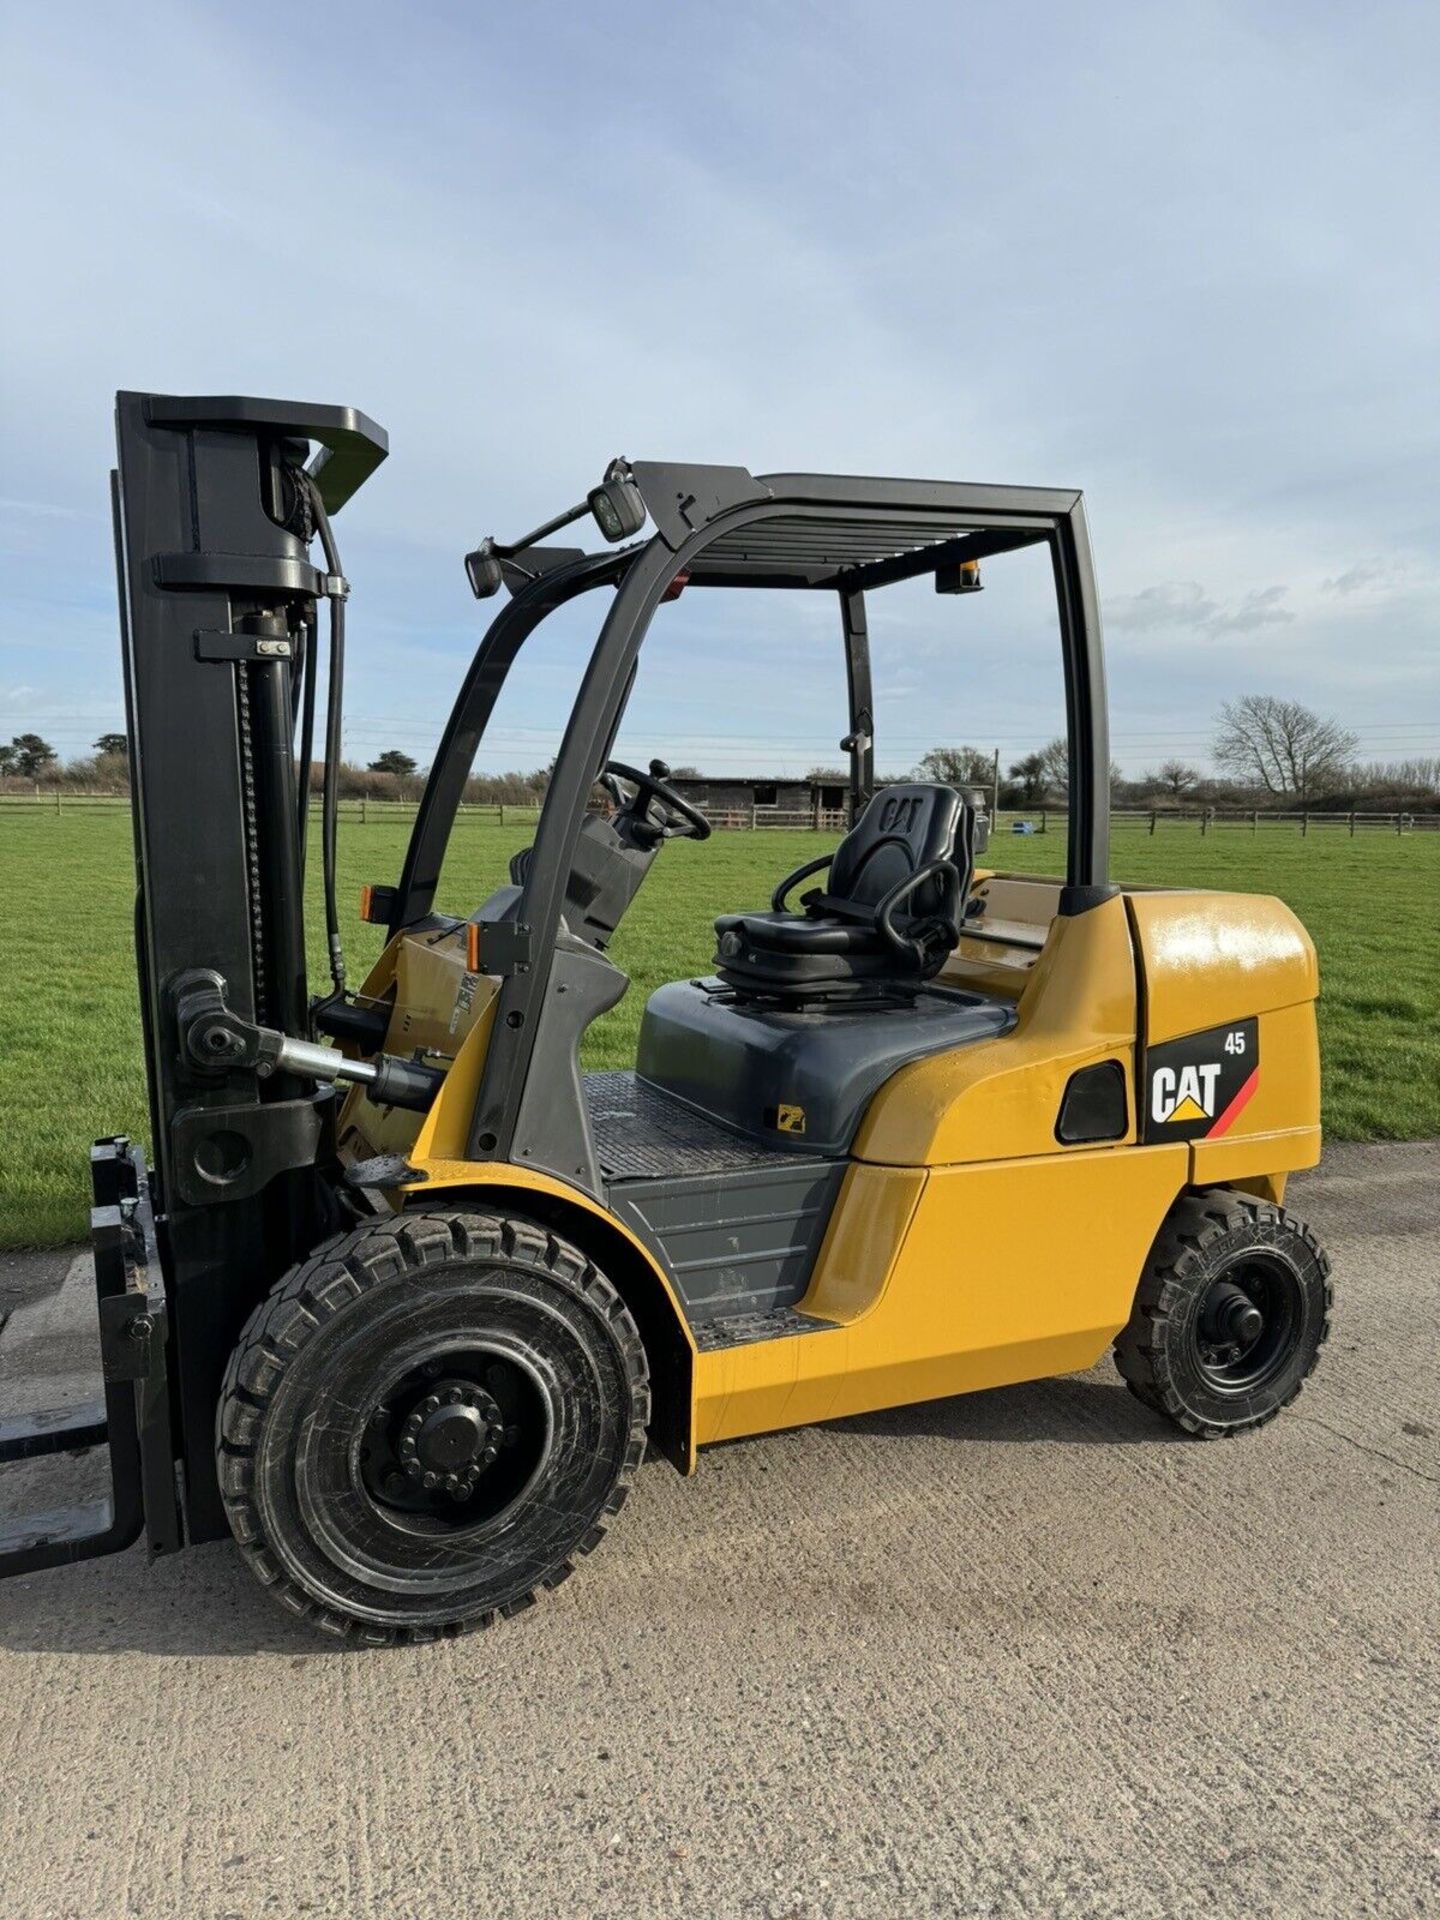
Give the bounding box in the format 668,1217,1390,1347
1,812,1434,1246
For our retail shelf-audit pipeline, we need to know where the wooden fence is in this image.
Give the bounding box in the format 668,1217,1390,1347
1,793,1436,836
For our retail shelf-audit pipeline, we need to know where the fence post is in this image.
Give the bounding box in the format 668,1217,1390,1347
1349,812,1355,837
1149,811,1156,836
751,804,758,830
1252,810,1258,833
361,796,366,826
1199,809,1207,837
1040,809,1047,835
1397,812,1404,836
1301,812,1308,837
55,787,61,814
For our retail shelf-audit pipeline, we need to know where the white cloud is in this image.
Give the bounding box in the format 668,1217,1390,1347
1107,581,1294,636
1321,559,1393,596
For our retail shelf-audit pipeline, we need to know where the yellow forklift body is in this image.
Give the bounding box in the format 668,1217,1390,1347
338,876,1320,1464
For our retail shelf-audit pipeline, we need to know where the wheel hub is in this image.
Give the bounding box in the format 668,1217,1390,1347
396,1379,505,1498
1202,1279,1265,1353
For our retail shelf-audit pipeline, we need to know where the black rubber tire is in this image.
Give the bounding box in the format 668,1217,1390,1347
1113,1190,1332,1439
216,1209,649,1643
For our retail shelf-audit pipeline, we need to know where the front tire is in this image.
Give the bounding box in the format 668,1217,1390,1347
1113,1191,1332,1439
217,1209,649,1643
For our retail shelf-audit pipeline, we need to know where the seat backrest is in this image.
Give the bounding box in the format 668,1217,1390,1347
827,783,964,914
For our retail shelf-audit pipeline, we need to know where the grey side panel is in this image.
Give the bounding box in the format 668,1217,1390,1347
636,980,1016,1156
508,940,628,1194
608,1162,845,1324
585,1070,845,1325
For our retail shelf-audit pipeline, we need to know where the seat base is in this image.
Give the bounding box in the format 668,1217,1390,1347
714,908,928,998
636,976,1016,1158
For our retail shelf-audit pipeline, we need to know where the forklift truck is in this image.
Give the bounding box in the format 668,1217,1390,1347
0,394,1331,1641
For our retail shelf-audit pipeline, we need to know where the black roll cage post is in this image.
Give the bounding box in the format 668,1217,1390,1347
391,477,1110,1173
390,547,631,931
839,589,875,821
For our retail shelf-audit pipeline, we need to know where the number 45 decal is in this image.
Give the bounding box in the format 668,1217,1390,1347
1224,1029,1247,1055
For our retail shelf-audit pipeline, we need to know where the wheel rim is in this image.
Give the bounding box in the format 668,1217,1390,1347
288,1320,567,1600
1192,1252,1304,1394
356,1343,554,1534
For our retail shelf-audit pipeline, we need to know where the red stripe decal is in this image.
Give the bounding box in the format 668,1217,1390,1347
1206,1067,1259,1138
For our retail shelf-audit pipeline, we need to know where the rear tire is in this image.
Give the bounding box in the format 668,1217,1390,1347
216,1209,649,1643
1113,1191,1331,1439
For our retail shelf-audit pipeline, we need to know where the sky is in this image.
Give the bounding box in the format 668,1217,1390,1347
2,0,1436,780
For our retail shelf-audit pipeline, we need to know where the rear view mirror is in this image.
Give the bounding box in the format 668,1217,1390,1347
464,540,504,599
588,466,646,543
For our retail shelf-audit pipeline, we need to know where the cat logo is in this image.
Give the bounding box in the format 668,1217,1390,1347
1151,1062,1221,1126
766,1102,808,1135
1141,1018,1260,1144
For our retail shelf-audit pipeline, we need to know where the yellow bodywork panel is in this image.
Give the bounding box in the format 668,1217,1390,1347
856,896,1139,1167
1127,891,1321,1182
694,1145,1189,1444
1126,889,1318,1043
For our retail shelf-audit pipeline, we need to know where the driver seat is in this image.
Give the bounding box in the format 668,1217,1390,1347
713,783,980,999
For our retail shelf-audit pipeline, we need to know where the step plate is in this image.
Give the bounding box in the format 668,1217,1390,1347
693,1306,839,1352
587,1069,821,1179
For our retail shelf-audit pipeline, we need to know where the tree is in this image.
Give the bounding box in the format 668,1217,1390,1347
367,749,418,779
1213,696,1358,803
915,745,996,789
1007,750,1048,806
94,732,128,758
1038,736,1069,796
9,733,56,777
1152,758,1200,801
1008,738,1119,805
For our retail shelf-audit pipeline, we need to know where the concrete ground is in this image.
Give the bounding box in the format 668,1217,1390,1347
0,1141,1435,1920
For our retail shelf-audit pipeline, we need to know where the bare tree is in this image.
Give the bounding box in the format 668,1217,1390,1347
1151,758,1200,801
1003,741,1121,807
1361,757,1440,795
914,745,995,788
1037,736,1068,796
1213,696,1357,803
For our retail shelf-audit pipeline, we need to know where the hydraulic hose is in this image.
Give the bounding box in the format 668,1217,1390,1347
305,479,349,999
295,602,318,881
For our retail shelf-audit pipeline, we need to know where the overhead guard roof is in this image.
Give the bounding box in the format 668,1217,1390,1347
633,466,1082,591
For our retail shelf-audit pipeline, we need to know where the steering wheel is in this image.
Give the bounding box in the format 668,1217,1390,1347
602,758,712,842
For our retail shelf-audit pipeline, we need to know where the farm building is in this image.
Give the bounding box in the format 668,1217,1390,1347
667,773,848,828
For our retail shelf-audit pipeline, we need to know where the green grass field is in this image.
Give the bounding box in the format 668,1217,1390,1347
2,808,1436,1246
